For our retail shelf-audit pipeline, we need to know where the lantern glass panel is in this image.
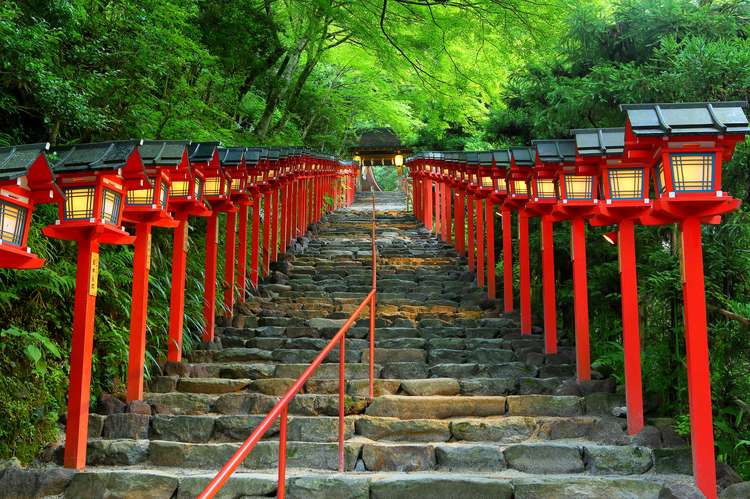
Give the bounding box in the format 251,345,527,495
495,178,507,192
194,178,203,198
535,178,556,198
231,178,242,192
564,175,594,200
608,168,645,200
481,176,494,188
101,188,121,225
669,152,715,192
64,187,95,220
655,162,667,194
170,181,190,197
268,169,276,179
512,180,528,195
204,178,222,196
0,201,27,246
160,183,168,206
127,188,154,206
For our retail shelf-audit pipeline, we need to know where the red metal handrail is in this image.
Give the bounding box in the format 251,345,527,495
199,192,377,499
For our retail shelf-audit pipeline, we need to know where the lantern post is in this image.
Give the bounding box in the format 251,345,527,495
475,152,496,290
423,155,434,231
238,149,261,300
449,154,466,256
166,144,211,362
123,140,188,401
622,102,749,499
220,147,250,313
465,154,479,273
44,141,147,469
189,142,231,344
248,150,267,289
505,147,535,333
575,127,648,434
267,150,281,264
487,150,510,301
0,143,62,269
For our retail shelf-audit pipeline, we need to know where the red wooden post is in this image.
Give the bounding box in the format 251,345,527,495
424,180,433,230
518,210,532,334
680,217,717,499
168,218,189,361
251,195,261,288
540,216,557,354
443,183,451,242
467,194,475,271
126,223,152,401
618,219,644,434
502,207,513,312
223,210,237,319
455,191,465,255
203,212,219,342
281,181,289,251
486,200,496,299
236,204,248,302
271,187,279,263
434,180,441,236
571,217,591,380
64,238,100,469
262,190,271,276
476,197,485,288
277,405,288,499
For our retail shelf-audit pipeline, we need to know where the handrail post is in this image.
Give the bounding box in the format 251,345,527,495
277,406,288,499
338,333,346,472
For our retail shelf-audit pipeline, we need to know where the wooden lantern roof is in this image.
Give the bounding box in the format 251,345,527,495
218,147,246,167
572,128,625,157
0,143,62,203
533,139,577,164
188,141,221,166
492,150,512,167
510,147,536,167
50,140,147,186
139,140,189,168
620,102,750,136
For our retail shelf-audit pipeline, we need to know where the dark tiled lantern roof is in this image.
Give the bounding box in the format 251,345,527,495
218,147,246,166
139,140,189,166
357,128,401,149
466,152,480,165
244,148,261,165
533,139,577,163
188,141,221,163
50,140,142,174
478,152,493,166
0,143,50,181
571,128,625,156
620,102,750,136
510,147,535,166
492,150,512,167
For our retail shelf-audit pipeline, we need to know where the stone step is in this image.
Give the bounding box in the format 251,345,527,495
73,439,679,477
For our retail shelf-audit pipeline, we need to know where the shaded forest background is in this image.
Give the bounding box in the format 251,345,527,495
2,0,750,478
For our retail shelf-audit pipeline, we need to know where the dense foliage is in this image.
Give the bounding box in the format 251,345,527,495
1,0,749,478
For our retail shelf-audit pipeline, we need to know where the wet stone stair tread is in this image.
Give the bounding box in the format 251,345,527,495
2,191,702,498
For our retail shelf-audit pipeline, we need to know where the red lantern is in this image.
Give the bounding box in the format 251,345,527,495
0,143,62,269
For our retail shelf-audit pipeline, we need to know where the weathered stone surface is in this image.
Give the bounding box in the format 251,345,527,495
0,464,73,498
150,415,216,443
722,482,750,498
176,473,276,498
347,378,401,397
653,447,693,474
459,378,516,395
286,475,370,499
400,378,460,396
148,441,239,467
145,392,215,415
356,417,451,442
362,444,435,471
250,378,296,396
366,395,505,419
86,439,149,465
519,377,563,395
178,377,250,394
506,395,584,417
382,362,428,379
451,417,535,443
535,416,597,440
512,477,664,499
470,349,515,364
148,375,179,393
88,414,105,438
585,445,653,474
214,347,273,362
285,416,355,442
435,444,505,471
370,474,513,499
101,413,150,439
242,442,361,471
213,415,278,441
363,348,426,363
95,393,126,415
289,394,368,416
428,363,477,378
65,471,178,499
127,400,152,415
213,393,276,415
219,363,275,379
308,318,348,330
504,444,584,474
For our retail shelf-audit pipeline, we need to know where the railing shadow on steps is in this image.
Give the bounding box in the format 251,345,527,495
199,192,378,499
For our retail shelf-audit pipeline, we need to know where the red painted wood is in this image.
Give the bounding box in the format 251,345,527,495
250,195,260,289
223,210,236,319
64,238,99,469
443,184,451,243
486,200,496,299
455,191,465,256
476,197,485,288
680,217,718,499
618,219,644,435
467,195,475,272
519,210,532,334
271,187,279,263
424,181,433,230
236,204,248,302
541,216,557,354
127,223,153,401
571,217,591,381
262,191,271,277
202,212,219,343
502,207,513,312
168,218,189,362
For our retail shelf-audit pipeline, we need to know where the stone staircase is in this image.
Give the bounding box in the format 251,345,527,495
1,191,703,498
